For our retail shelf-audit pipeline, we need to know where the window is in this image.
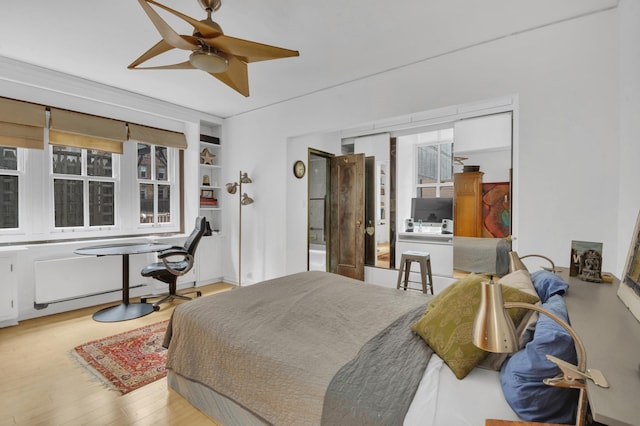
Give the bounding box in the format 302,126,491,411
0,100,185,244
0,146,19,229
415,140,454,199
137,143,171,224
51,146,116,228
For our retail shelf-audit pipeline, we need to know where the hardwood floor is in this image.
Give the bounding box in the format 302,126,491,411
0,282,234,426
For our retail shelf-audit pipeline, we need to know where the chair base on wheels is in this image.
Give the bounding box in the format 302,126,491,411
396,251,433,294
140,284,202,311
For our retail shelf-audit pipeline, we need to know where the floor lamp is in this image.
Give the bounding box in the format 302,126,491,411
226,171,253,287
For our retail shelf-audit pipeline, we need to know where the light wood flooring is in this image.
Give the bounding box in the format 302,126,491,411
0,282,234,426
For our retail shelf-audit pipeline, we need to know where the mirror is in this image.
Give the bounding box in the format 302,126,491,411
307,150,331,272
342,111,513,277
618,209,640,323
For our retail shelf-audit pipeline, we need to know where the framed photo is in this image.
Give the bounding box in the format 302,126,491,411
618,210,640,322
201,189,214,199
570,240,603,282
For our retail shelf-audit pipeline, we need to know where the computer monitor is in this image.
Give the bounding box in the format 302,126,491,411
411,197,453,225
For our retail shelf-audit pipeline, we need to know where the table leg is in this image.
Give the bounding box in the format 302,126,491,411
122,253,130,304
92,254,155,322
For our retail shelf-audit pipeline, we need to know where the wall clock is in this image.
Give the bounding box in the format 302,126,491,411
293,160,306,179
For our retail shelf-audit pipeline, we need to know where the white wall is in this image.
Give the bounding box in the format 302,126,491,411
617,0,640,274
225,8,624,284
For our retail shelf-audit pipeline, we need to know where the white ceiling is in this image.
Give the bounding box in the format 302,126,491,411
0,0,617,119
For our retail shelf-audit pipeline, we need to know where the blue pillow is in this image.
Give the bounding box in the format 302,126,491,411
531,270,569,302
500,294,578,424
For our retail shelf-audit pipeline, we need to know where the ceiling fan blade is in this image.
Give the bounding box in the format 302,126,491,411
210,56,249,96
128,39,175,68
131,61,196,70
146,0,222,38
203,34,299,63
137,0,198,50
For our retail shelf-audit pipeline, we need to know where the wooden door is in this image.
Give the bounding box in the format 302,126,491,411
330,153,365,280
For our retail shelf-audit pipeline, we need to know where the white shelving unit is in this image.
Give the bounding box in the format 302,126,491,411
199,135,222,233
195,128,223,285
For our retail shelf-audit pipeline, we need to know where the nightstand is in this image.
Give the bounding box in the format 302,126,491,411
486,420,564,426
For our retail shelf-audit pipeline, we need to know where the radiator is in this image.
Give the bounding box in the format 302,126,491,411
34,255,124,305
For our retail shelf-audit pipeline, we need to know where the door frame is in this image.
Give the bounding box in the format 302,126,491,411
307,148,333,271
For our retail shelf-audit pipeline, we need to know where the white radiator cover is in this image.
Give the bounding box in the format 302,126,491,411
35,255,124,304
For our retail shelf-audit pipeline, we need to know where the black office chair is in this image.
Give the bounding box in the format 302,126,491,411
140,216,206,310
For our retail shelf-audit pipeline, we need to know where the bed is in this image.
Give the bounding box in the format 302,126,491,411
163,269,577,425
453,236,511,276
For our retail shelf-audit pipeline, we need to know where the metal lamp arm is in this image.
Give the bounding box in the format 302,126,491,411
519,254,557,273
504,302,608,388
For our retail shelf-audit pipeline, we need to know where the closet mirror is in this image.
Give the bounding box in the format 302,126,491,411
341,111,513,276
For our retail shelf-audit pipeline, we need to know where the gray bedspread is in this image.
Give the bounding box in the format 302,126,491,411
164,271,429,425
321,305,434,426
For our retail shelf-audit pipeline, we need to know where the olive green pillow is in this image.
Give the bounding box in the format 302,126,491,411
411,274,540,379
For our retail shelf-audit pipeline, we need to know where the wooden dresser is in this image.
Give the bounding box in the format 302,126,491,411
453,171,484,237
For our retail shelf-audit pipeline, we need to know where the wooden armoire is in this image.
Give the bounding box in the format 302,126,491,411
453,171,484,237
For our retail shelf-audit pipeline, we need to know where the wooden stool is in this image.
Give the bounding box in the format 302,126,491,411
396,251,433,294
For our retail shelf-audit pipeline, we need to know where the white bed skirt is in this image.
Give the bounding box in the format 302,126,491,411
168,370,268,426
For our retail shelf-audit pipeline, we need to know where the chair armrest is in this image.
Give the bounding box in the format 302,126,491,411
158,247,188,259
158,247,194,276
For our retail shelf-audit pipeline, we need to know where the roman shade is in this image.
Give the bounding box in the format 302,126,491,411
49,108,127,154
128,123,187,149
0,97,46,150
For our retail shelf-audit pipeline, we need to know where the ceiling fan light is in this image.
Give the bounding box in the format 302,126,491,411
189,51,229,73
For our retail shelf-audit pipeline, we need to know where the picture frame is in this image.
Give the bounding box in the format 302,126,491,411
569,240,603,282
200,189,214,199
618,210,640,323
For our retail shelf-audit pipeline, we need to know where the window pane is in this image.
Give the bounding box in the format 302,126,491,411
87,150,113,177
440,186,454,198
52,146,82,175
137,143,151,179
0,147,18,170
417,145,438,184
156,146,168,181
418,187,436,198
140,183,154,223
89,181,115,226
440,143,453,182
158,184,171,223
54,179,83,227
0,175,18,228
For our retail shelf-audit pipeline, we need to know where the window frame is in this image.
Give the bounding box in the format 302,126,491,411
48,145,120,232
414,139,454,199
0,146,24,235
136,143,176,229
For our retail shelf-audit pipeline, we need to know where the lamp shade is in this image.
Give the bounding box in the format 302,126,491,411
226,182,238,194
240,172,252,184
472,280,519,353
508,251,529,273
241,193,254,205
189,50,229,74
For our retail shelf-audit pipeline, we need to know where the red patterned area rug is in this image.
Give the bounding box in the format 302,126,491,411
72,320,169,394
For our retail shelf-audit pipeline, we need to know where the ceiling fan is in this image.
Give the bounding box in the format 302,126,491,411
129,0,299,97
